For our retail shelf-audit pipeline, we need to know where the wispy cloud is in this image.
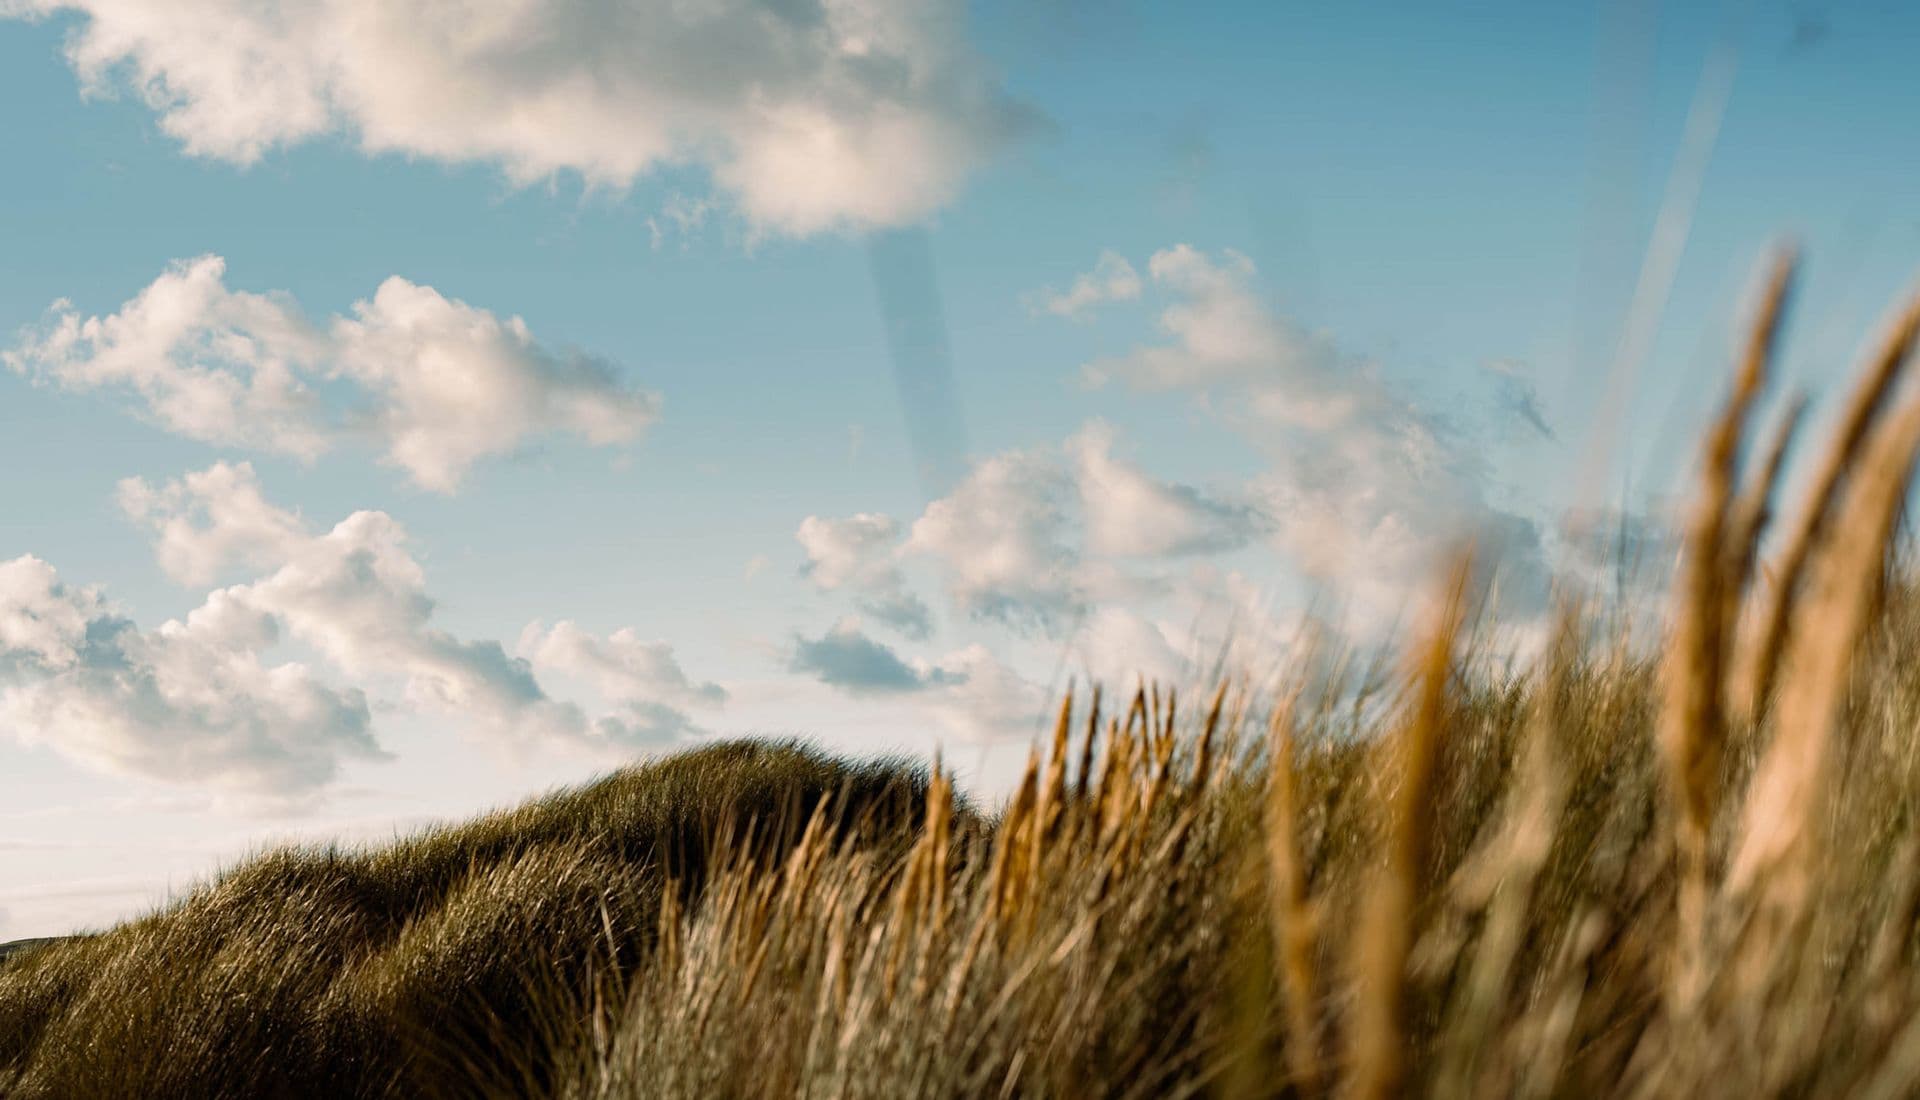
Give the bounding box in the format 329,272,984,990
1077,244,1551,632
1025,250,1143,319
1486,358,1557,441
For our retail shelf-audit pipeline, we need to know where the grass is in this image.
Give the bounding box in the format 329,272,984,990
9,253,1920,1096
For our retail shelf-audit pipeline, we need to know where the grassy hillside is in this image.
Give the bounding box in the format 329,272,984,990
0,742,942,1097
10,254,1920,1097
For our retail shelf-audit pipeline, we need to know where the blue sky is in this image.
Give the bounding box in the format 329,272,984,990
1,0,1915,937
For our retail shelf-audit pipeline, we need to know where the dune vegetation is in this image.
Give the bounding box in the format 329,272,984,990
9,252,1920,1098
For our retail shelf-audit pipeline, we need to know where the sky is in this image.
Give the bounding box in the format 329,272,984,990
1,0,1917,938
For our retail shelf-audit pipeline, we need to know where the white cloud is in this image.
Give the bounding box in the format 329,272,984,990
906,446,1085,630
1027,250,1142,319
795,421,1258,638
329,274,660,491
1050,569,1309,699
0,557,95,670
796,513,933,639
900,423,1260,633
102,465,728,781
7,0,1027,235
646,192,716,251
0,554,380,798
226,509,568,731
116,461,305,585
1,256,330,457
6,256,660,492
743,554,771,582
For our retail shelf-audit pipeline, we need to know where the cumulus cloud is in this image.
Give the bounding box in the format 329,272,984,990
797,421,1257,638
2,256,330,457
222,509,585,740
1048,566,1310,698
0,555,379,798
6,256,659,491
82,464,727,790
330,275,660,491
116,461,305,585
788,619,962,696
901,422,1260,632
1078,245,1551,633
515,620,727,746
906,445,1085,630
796,513,932,639
7,0,1028,235
1027,250,1142,319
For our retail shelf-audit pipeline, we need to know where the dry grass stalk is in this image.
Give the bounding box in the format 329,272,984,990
1743,290,1920,716
925,764,953,931
1163,685,1178,742
1076,685,1103,801
1653,251,1793,1020
1194,680,1228,792
1435,608,1573,1100
987,749,1039,931
1729,397,1920,904
1660,248,1794,851
1345,548,1474,1100
1033,690,1074,874
1724,392,1808,649
1264,680,1322,1092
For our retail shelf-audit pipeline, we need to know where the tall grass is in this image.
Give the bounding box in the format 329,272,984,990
8,256,1920,1097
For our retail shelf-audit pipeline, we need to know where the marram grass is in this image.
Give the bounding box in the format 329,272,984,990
9,255,1920,1097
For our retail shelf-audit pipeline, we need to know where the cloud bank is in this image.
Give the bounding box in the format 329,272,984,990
0,463,724,799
